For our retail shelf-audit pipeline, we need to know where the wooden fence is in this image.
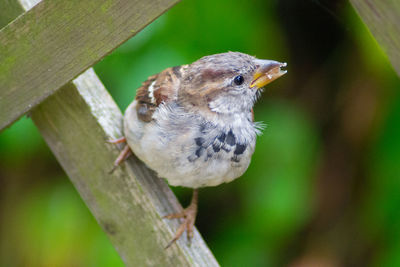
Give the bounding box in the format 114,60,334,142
0,0,218,266
0,0,399,265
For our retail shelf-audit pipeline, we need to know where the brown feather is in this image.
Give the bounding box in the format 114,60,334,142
134,67,182,122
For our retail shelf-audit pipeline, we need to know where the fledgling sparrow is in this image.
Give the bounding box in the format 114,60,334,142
112,52,287,248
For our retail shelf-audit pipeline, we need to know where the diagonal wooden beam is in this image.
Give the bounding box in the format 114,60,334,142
350,0,400,77
0,0,179,130
31,69,219,266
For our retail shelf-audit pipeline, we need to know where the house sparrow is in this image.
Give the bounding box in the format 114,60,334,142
111,52,287,248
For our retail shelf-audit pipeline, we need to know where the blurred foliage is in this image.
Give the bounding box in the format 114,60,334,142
0,180,122,266
1,0,400,266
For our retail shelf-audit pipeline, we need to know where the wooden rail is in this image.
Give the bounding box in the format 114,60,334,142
350,0,400,77
0,0,179,130
0,0,219,266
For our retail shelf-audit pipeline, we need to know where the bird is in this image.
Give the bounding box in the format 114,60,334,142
111,52,287,248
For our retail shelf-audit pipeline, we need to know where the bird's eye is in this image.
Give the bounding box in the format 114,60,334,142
233,75,244,85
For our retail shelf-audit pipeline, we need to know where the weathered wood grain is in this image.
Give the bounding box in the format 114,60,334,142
350,0,400,77
0,0,179,131
31,69,219,266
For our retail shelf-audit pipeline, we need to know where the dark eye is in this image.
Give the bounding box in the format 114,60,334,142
233,75,244,85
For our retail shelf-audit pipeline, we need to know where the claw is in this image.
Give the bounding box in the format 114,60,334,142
164,189,199,248
165,222,187,249
163,212,186,220
109,142,132,174
107,136,126,144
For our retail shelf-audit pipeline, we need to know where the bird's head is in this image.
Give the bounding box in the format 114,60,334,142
179,52,287,115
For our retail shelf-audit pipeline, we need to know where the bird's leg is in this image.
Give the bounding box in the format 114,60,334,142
108,137,132,173
164,189,199,248
108,136,127,144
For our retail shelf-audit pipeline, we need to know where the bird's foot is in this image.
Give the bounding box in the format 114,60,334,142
164,189,199,248
108,137,132,173
107,136,127,144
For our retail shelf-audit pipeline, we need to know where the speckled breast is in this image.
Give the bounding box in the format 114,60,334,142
123,100,257,188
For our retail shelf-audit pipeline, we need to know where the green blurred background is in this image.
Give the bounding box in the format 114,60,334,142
1,0,400,266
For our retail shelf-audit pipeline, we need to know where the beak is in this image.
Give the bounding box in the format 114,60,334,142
250,59,287,89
